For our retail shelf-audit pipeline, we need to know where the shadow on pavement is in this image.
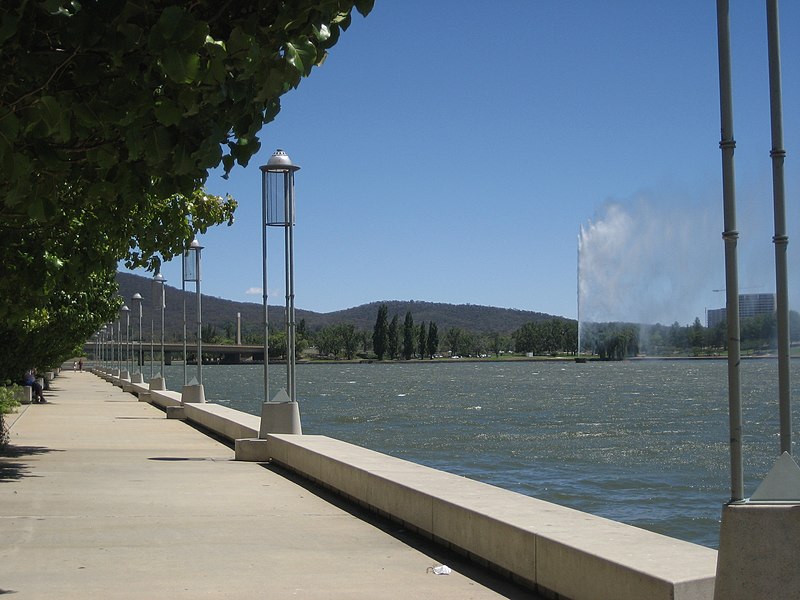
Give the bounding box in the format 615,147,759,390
0,445,61,482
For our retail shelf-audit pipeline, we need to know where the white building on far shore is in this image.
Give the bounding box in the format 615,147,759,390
706,293,776,328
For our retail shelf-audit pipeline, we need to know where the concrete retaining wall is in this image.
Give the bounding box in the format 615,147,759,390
148,389,182,409
182,403,259,441
264,434,717,600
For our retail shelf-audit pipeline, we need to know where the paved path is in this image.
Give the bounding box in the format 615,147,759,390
1,371,533,599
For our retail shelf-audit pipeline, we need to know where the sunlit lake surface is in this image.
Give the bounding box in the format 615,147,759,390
161,358,800,548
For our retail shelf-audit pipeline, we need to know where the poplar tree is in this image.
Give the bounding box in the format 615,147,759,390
372,304,388,360
402,311,415,360
388,315,400,360
427,322,439,359
418,321,427,360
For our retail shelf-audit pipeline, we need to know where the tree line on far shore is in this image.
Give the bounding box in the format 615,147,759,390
579,312,800,360
184,306,800,363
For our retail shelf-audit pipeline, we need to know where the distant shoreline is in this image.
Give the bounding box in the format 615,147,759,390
290,354,789,366
160,354,791,368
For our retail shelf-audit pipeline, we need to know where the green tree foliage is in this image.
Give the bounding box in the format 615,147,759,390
575,312,793,359
387,315,399,360
0,0,374,376
513,318,578,356
268,330,286,359
444,327,462,356
0,385,22,446
1,0,374,224
687,317,704,354
458,330,479,356
668,321,688,349
201,324,219,343
418,321,426,360
0,268,119,381
340,324,361,360
594,325,639,360
427,322,439,358
372,304,388,360
490,332,512,357
315,323,361,359
740,313,773,348
402,311,415,360
315,324,341,357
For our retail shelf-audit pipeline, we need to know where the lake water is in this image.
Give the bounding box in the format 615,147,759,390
161,358,799,549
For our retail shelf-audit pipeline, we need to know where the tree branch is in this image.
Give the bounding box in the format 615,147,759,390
8,46,82,110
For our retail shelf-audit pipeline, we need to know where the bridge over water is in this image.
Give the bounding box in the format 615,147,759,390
82,342,266,364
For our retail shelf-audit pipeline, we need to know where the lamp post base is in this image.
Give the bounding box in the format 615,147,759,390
181,382,205,403
149,376,166,391
714,502,800,599
259,397,302,437
714,452,800,599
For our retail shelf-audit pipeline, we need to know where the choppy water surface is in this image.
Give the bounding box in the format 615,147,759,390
164,359,800,548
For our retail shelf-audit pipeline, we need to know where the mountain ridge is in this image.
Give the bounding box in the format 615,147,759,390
115,272,567,339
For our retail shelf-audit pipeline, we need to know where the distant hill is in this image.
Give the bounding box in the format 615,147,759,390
115,272,565,340
318,300,559,334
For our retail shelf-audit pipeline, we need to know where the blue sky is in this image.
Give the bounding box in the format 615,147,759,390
124,1,800,326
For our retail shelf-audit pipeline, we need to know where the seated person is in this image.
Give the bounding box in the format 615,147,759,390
23,370,45,403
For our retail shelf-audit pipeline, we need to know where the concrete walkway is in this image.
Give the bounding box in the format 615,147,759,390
1,371,533,599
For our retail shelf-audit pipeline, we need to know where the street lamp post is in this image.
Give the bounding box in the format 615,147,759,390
258,149,302,436
116,313,122,375
108,321,114,372
181,238,205,403
150,272,167,391
182,251,188,386
99,326,106,370
121,304,130,379
150,276,156,379
132,293,143,383
189,239,203,385
104,321,114,375
712,3,800,597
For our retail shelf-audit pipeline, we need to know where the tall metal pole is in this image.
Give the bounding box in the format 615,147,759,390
258,149,302,435
766,0,791,455
150,276,156,379
716,0,744,502
116,316,122,373
160,277,166,375
133,293,143,371
261,165,270,403
153,272,167,375
122,305,130,374
182,251,188,385
191,239,203,385
108,323,114,370
286,169,297,402
577,232,582,356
